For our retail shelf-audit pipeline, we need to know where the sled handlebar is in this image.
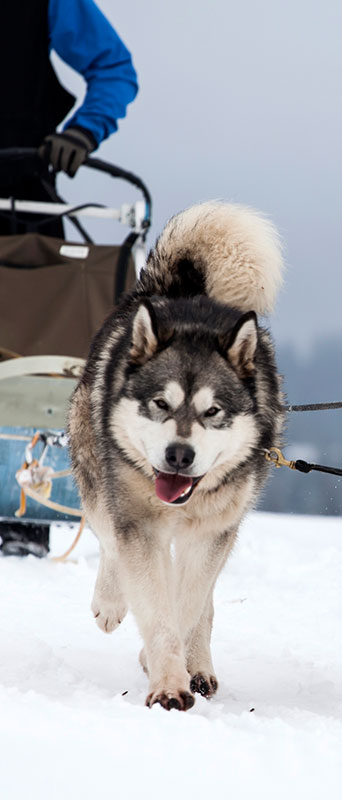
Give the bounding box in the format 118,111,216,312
0,147,152,231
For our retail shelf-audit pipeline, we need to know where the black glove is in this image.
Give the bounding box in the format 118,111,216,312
38,127,97,177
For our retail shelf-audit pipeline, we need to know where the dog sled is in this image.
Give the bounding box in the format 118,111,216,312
0,148,151,556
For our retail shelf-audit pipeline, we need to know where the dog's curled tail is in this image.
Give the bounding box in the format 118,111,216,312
139,201,284,314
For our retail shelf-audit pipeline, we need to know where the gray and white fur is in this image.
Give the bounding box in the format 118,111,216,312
68,201,285,711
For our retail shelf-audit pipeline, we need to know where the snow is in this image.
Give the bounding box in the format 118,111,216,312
1,512,341,800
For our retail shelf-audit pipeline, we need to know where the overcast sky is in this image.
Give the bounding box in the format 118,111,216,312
55,0,342,355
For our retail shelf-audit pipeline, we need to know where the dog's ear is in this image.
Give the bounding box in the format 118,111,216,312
129,301,159,364
220,311,258,378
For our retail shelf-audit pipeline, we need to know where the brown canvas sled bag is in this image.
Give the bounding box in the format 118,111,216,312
0,232,136,360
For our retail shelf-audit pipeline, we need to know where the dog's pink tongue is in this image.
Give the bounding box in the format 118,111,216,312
155,472,193,503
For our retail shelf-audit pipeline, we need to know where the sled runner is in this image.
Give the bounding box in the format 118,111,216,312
0,148,151,555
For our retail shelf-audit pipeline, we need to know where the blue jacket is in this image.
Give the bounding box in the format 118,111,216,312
48,0,138,146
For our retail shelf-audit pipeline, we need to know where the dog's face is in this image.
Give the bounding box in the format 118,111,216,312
110,301,260,506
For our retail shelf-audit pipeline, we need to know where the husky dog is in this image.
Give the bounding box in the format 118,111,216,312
68,201,284,711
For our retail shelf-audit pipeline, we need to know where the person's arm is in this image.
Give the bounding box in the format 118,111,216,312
48,0,138,146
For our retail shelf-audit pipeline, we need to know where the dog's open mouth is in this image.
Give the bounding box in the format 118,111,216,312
154,470,202,504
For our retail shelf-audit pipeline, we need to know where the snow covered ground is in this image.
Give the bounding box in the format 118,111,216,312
1,511,341,800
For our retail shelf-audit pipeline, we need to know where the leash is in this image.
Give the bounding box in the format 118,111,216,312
265,447,342,478
272,399,342,477
284,401,342,413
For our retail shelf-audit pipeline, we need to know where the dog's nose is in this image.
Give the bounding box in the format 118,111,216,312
165,443,195,471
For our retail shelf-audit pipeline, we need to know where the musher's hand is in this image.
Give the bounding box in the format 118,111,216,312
38,127,97,177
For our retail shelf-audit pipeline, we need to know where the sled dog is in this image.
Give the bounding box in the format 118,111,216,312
68,201,284,711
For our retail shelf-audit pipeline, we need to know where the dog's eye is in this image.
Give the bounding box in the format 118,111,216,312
204,406,220,417
154,398,169,411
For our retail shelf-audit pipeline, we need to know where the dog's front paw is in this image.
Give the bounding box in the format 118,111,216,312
146,688,195,711
190,672,218,698
91,596,127,633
